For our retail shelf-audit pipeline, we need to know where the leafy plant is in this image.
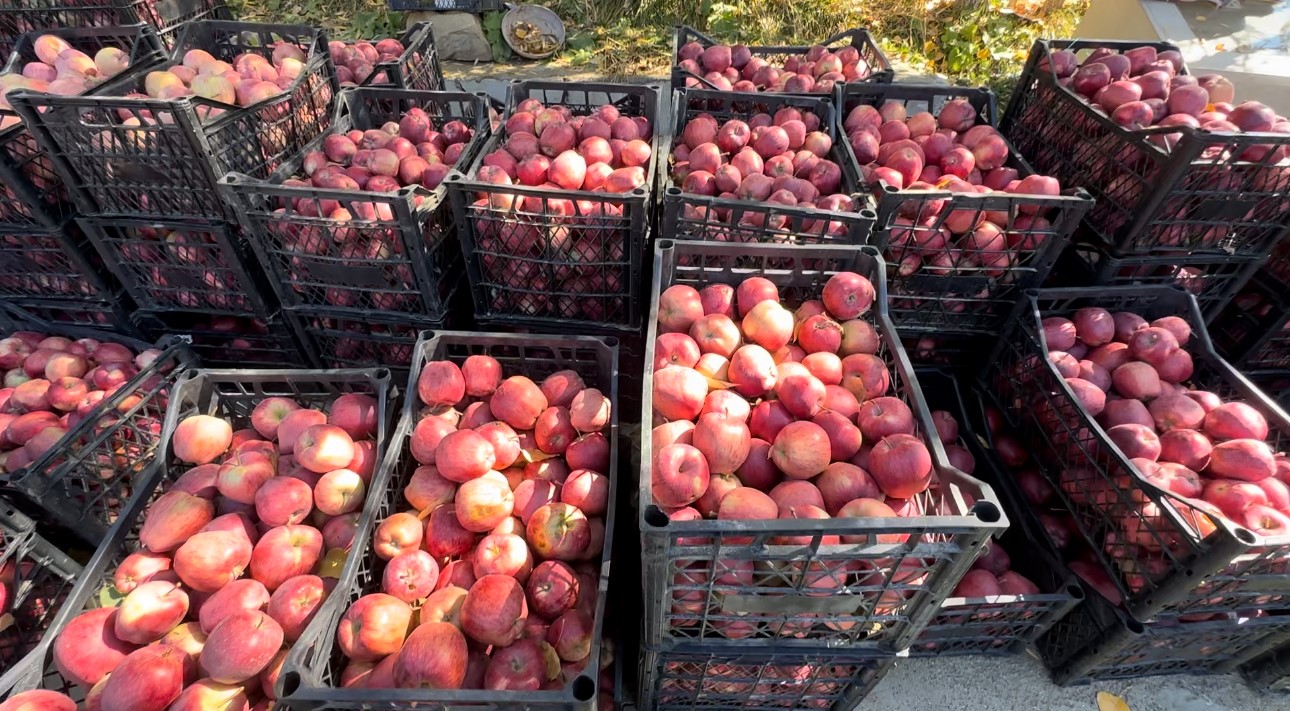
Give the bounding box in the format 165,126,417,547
482,10,513,62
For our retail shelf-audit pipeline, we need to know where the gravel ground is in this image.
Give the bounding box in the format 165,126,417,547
864,654,1284,710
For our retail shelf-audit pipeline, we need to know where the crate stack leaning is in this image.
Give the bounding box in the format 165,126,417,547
638,239,1009,707
0,300,196,543
0,365,396,708
1000,40,1290,322
7,19,346,367
221,84,489,375
0,23,171,336
976,284,1290,684
834,81,1093,368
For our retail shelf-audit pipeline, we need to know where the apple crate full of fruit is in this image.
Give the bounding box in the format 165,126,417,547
446,80,662,333
0,365,395,711
908,369,1083,657
659,88,877,247
637,643,894,710
1000,39,1290,259
837,82,1094,337
1034,576,1290,685
670,25,893,94
0,302,196,543
338,22,443,93
220,87,489,321
985,284,1290,622
76,216,274,315
641,239,1006,652
0,503,82,672
8,20,341,221
1052,239,1264,323
278,330,620,708
0,24,167,230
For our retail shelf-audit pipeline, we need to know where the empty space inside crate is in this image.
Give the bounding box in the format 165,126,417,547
0,219,114,300
133,310,306,367
1213,272,1290,371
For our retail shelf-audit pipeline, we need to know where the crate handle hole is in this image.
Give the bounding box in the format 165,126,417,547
1234,528,1258,545
643,505,670,529
1066,583,1085,600
571,674,596,701
1125,618,1146,635
280,671,302,697
971,500,1001,524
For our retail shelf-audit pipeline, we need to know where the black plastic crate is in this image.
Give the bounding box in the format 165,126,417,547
0,366,393,700
9,20,340,220
984,285,1290,621
837,82,1093,336
0,24,168,229
1212,271,1290,372
221,88,488,320
279,330,620,709
671,25,893,92
6,294,142,339
385,0,503,11
659,88,876,246
288,308,439,372
909,369,1083,657
447,80,662,333
1243,642,1290,694
638,643,895,710
640,239,1006,651
1036,588,1290,686
0,326,194,545
0,219,116,300
0,504,81,670
1051,240,1262,322
351,21,443,92
78,216,272,314
132,308,309,367
1001,39,1290,258
0,0,231,55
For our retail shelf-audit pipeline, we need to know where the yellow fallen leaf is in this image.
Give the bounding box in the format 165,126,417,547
1215,43,1227,51
1097,691,1131,711
704,376,734,390
521,448,557,463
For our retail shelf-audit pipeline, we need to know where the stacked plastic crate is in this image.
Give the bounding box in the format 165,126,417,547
1000,40,1290,322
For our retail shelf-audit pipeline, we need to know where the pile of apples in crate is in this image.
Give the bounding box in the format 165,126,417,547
329,38,408,86
0,333,163,475
477,98,654,195
675,41,874,93
0,35,134,120
1035,309,1290,574
6,392,379,711
650,272,944,526
1043,44,1286,142
292,106,477,200
342,355,613,692
669,105,863,234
